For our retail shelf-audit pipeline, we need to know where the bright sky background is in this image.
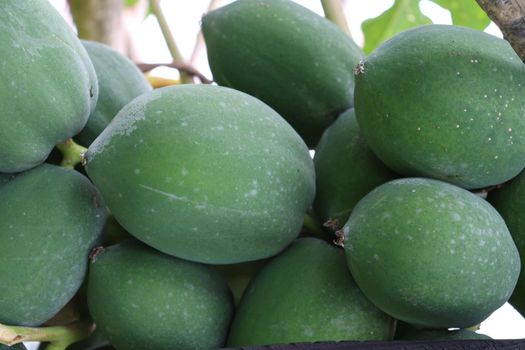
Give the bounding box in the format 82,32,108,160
43,0,523,343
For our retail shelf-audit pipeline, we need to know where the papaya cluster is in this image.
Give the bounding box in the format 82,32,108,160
1,0,525,349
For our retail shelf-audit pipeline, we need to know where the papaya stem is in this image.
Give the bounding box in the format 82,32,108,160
150,0,193,84
320,0,353,38
303,213,327,238
56,138,88,169
0,321,94,347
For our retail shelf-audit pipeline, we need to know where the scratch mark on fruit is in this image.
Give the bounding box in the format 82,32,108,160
139,184,187,201
138,184,261,216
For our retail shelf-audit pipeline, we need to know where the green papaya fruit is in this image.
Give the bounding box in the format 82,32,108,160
0,344,26,350
202,0,364,146
227,238,395,347
76,40,151,146
0,0,98,173
487,171,525,316
343,177,520,328
87,239,234,350
0,173,13,187
354,24,525,189
398,328,491,341
314,109,397,230
85,84,315,264
0,164,106,326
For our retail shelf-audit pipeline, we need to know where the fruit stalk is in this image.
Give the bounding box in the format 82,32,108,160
320,0,352,38
56,139,88,169
0,321,94,349
476,0,525,61
150,0,193,84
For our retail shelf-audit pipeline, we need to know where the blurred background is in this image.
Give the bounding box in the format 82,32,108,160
42,0,522,341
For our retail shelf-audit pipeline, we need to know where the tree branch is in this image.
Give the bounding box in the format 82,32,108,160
476,0,525,61
137,62,213,84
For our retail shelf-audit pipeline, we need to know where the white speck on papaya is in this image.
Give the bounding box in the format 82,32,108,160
134,168,140,175
181,168,188,176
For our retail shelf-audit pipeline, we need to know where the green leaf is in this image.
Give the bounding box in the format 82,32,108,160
362,0,432,54
124,0,140,7
430,0,490,31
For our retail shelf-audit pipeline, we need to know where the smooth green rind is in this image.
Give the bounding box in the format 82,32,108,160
202,0,364,146
354,25,525,189
0,173,13,187
487,171,525,317
313,109,397,229
0,164,106,326
0,344,26,350
85,84,315,264
343,178,520,328
76,40,151,146
0,0,98,173
87,240,234,350
227,238,395,347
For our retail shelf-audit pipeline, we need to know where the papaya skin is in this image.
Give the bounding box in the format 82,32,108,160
227,238,395,347
0,164,106,326
87,240,234,350
354,24,525,189
313,109,397,229
344,178,520,328
0,0,98,173
76,40,151,147
85,84,315,264
487,171,525,317
202,0,364,146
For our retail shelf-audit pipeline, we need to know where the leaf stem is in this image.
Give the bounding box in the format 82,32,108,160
0,321,94,348
150,0,193,83
320,0,353,38
56,139,88,169
190,0,223,65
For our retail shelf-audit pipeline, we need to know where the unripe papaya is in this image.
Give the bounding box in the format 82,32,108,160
354,25,525,189
343,178,520,328
0,164,106,326
227,238,395,347
202,0,364,146
0,173,13,187
0,0,98,173
487,171,525,317
0,344,26,350
87,240,234,350
76,40,151,146
314,109,397,229
85,85,315,264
